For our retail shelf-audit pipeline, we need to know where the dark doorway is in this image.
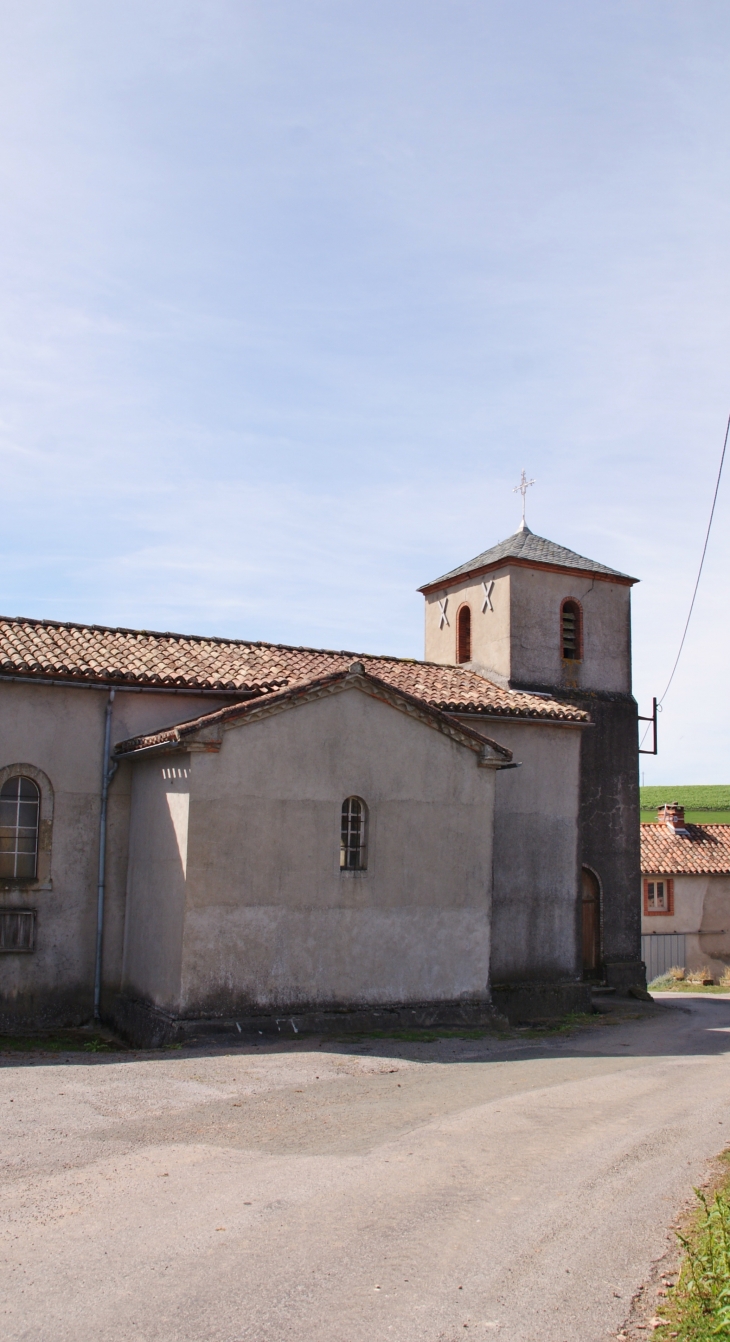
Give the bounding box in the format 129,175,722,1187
581,867,601,977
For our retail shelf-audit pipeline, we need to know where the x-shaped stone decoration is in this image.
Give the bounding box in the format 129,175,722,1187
482,579,495,613
438,597,449,629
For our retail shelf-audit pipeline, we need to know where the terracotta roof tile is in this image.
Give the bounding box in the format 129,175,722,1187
114,669,516,759
641,823,730,876
0,615,588,723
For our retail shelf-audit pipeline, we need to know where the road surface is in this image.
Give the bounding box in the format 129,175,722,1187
3,994,730,1341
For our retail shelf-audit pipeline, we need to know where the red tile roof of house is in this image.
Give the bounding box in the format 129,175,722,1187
641,823,730,876
0,615,588,723
114,667,516,759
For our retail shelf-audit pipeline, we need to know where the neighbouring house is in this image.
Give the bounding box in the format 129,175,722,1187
0,522,644,1044
641,803,730,982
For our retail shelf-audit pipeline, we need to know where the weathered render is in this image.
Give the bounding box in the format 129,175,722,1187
420,522,644,996
0,513,645,1045
455,716,583,977
421,527,632,694
117,675,505,1038
0,679,231,1027
641,808,730,980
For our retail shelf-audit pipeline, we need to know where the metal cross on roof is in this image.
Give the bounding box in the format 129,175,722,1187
513,469,535,530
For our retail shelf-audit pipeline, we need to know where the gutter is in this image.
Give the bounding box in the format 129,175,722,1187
450,711,591,730
0,672,263,698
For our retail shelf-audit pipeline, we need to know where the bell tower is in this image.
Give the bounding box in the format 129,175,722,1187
420,511,634,698
419,519,643,995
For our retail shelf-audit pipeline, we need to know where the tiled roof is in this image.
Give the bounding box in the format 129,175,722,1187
0,615,588,722
420,525,636,590
114,668,516,759
641,823,730,876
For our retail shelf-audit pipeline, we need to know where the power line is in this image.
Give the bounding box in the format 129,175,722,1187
640,412,729,746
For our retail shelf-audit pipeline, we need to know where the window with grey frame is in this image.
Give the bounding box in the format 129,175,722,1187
0,776,40,880
340,796,368,871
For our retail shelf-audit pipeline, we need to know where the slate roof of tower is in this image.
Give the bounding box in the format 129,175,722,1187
420,526,636,590
0,615,588,722
641,823,730,876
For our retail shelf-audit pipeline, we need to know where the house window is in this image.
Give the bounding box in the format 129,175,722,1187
0,776,40,880
644,878,674,916
561,599,583,661
340,797,368,871
457,604,472,664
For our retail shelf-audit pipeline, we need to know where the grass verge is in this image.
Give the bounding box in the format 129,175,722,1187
514,1010,602,1037
0,1031,118,1054
337,1027,495,1043
650,968,730,994
339,1011,605,1045
651,982,730,995
654,1157,730,1341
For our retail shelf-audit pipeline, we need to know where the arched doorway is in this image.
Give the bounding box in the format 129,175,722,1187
581,867,601,978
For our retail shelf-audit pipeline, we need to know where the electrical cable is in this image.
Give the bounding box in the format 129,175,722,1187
640,412,729,746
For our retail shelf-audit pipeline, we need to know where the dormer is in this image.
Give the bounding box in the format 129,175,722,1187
419,524,638,694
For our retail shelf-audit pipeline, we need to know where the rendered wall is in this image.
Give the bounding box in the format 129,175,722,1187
424,572,511,682
642,872,730,978
123,686,498,1019
569,690,642,986
425,548,642,990
424,565,631,694
122,756,190,1009
0,680,231,1026
455,716,583,982
507,568,631,694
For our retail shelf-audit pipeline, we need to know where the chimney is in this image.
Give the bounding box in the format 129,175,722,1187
659,801,689,835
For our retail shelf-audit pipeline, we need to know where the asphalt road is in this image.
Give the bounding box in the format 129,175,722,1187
3,994,730,1342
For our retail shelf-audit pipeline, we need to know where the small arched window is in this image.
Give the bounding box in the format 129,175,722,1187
457,604,472,664
0,776,40,880
561,599,583,661
340,797,368,871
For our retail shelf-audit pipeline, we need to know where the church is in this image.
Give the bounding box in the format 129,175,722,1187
0,517,643,1043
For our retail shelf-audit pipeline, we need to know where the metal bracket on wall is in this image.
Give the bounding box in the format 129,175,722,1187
639,697,658,755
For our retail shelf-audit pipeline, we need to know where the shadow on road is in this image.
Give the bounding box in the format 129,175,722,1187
2,992,730,1070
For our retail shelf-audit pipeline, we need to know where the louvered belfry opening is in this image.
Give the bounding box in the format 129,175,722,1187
457,604,472,664
561,600,581,661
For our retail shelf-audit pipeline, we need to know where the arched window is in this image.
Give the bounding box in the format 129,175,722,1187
457,604,471,664
0,776,40,880
561,599,583,661
340,797,368,871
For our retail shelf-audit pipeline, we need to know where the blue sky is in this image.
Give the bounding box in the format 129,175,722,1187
1,1,729,782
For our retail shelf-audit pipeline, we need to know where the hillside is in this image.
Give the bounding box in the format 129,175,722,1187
640,785,730,824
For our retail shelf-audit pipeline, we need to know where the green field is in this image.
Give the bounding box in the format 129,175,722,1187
640,785,730,825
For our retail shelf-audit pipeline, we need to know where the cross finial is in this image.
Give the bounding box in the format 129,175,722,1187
513,469,535,530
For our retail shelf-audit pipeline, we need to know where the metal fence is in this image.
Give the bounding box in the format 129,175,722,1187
642,932,686,984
